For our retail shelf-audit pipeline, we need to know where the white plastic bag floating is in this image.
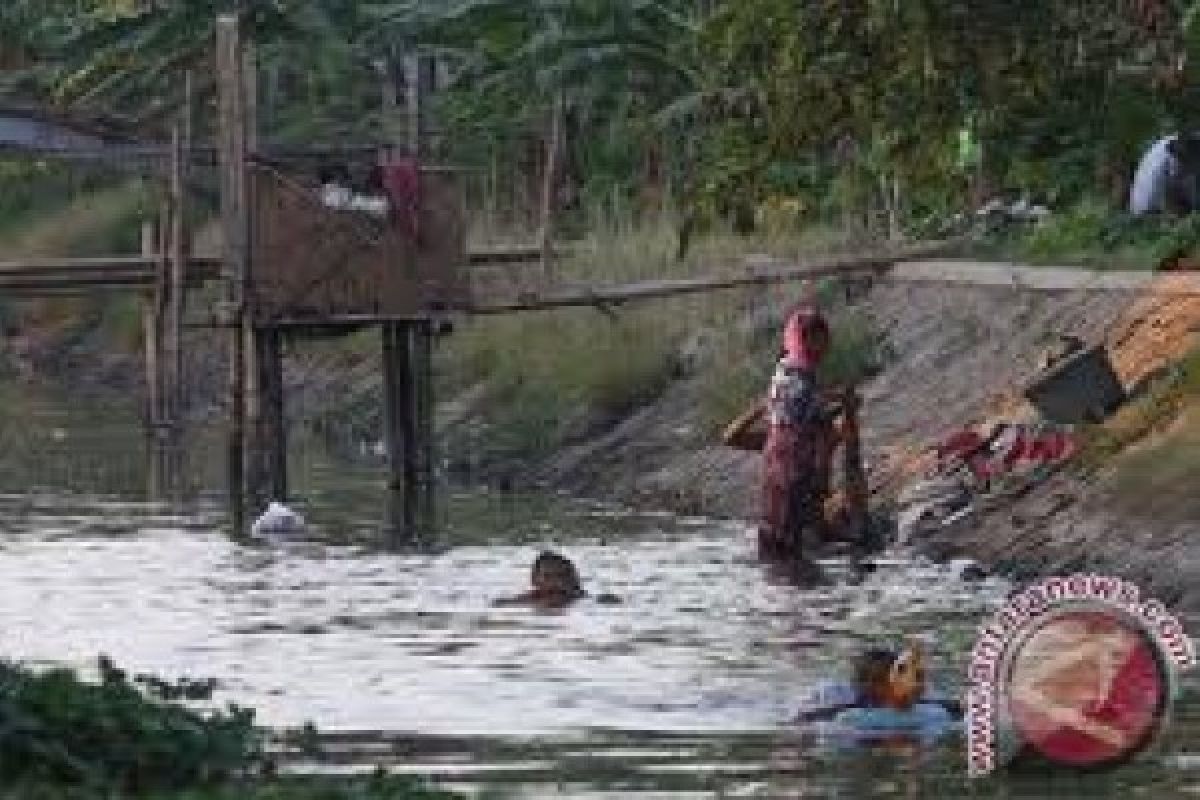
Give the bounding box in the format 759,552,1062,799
251,501,306,538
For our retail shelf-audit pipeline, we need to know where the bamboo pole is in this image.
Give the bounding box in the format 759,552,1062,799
140,221,162,430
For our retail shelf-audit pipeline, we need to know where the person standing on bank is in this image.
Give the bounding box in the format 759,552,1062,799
724,304,853,571
1129,133,1200,216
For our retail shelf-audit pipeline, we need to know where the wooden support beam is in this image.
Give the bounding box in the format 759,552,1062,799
382,322,415,541
459,246,939,315
889,259,1200,292
140,222,163,430
0,255,220,273
413,318,435,537
217,12,250,533
404,54,435,157
166,73,192,433
256,328,287,503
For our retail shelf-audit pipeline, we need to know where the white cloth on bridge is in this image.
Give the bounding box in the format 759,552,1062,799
321,183,389,217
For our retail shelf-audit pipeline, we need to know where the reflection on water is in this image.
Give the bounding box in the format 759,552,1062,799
0,383,1197,798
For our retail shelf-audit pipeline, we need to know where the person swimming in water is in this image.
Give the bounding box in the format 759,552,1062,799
796,639,960,725
494,551,620,608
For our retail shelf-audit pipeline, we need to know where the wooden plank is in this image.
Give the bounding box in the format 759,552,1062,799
0,255,220,272
891,260,1200,293
0,277,212,294
459,245,939,314
467,245,549,266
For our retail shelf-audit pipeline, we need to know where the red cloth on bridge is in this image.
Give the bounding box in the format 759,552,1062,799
380,158,421,242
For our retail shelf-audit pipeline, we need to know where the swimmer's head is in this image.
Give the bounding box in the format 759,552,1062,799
855,641,926,710
855,647,899,707
531,551,583,597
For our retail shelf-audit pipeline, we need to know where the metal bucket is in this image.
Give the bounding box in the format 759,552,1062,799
1023,343,1126,424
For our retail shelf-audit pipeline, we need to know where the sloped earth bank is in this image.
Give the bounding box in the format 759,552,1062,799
493,277,1200,607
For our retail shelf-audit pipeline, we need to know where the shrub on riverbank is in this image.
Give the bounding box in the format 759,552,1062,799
0,658,459,799
971,200,1200,269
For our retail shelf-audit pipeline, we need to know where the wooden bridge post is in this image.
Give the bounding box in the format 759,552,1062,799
165,73,192,435
140,221,164,431
382,321,416,539
217,13,251,534
414,317,436,536
256,327,286,503
381,319,436,542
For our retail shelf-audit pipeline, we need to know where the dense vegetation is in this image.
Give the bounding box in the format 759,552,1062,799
6,1,1200,467
4,1,1200,237
0,657,458,799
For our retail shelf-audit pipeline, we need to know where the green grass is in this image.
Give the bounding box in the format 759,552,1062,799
1076,346,1200,473
1107,409,1200,519
0,181,155,259
0,181,158,367
1073,346,1200,518
443,219,885,460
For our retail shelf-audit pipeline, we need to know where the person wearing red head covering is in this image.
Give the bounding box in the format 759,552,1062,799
723,305,843,565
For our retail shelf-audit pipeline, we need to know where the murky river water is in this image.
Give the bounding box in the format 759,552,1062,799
1,384,1198,798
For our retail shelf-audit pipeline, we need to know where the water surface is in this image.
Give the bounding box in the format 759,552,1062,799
0,383,1197,798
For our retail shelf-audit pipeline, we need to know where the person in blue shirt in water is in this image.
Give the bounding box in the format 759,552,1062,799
796,640,960,741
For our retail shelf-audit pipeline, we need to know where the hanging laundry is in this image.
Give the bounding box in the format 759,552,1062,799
380,157,422,242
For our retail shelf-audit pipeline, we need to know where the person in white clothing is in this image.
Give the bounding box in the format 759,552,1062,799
1129,133,1200,216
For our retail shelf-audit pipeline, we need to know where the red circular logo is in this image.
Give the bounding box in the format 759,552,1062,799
1004,609,1170,768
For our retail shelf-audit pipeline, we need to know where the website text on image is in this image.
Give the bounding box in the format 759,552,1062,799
966,574,1196,777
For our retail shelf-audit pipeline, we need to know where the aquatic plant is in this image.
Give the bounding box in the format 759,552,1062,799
0,656,260,792
0,657,461,799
